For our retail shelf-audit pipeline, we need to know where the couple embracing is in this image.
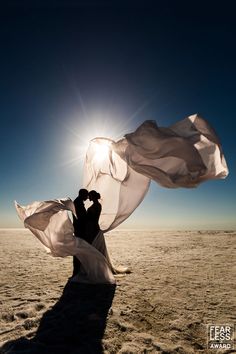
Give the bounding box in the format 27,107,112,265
72,189,102,277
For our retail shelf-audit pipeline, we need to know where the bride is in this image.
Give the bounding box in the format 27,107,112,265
86,190,102,244
15,114,228,284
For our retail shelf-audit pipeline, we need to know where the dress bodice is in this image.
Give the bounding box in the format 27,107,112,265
86,202,101,243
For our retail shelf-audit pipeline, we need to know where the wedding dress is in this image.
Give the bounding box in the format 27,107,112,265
15,114,228,284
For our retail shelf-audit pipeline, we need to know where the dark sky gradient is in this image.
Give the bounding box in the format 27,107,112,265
1,1,235,228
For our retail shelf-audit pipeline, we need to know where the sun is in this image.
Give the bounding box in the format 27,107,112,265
93,140,111,162
62,112,126,168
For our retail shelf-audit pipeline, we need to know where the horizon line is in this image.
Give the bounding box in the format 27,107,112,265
0,228,235,232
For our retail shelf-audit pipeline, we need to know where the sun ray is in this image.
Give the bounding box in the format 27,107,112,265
61,87,166,169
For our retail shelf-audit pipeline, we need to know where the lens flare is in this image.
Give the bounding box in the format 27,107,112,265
93,140,111,162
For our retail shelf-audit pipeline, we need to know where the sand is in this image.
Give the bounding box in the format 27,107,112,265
0,229,235,353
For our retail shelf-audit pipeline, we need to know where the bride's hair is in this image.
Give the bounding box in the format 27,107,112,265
89,190,101,200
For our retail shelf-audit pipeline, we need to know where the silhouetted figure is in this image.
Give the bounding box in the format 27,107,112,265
72,188,88,277
86,190,102,244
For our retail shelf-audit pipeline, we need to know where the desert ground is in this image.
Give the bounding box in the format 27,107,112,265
0,229,235,354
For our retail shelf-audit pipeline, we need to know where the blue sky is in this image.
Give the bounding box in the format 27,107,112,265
1,1,235,229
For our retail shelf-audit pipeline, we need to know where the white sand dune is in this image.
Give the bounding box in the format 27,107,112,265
0,229,235,353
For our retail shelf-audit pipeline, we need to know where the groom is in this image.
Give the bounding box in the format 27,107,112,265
72,188,89,277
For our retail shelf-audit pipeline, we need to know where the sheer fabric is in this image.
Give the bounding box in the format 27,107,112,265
15,200,115,284
84,114,228,231
15,114,228,284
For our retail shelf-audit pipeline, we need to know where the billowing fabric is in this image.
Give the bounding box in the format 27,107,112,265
15,200,116,284
122,115,228,187
83,137,150,231
15,114,228,284
84,114,228,230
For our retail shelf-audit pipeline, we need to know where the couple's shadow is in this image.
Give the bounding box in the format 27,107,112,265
1,281,116,354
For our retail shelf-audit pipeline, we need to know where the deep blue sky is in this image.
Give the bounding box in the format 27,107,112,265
1,1,235,229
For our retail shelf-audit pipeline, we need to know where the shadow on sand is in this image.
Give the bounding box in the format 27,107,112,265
1,281,116,354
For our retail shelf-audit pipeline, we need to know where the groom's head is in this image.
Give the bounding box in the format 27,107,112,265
78,189,88,201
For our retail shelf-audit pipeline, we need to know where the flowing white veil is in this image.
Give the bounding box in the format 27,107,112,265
15,114,228,284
